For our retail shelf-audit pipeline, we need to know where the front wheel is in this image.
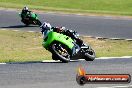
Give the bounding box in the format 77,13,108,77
84,48,95,61
51,43,70,63
36,19,42,26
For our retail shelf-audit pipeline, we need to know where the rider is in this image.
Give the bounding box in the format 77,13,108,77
40,22,84,47
21,6,32,20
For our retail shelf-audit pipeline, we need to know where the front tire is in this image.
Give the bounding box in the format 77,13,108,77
51,43,70,63
84,48,95,61
36,19,42,26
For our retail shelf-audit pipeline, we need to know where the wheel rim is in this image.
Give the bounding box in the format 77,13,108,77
88,50,94,56
86,48,94,55
84,48,95,58
53,44,70,60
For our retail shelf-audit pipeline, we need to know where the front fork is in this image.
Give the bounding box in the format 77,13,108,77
71,43,90,58
71,43,81,56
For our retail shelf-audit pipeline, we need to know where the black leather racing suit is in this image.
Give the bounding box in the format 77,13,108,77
21,10,32,20
51,27,83,47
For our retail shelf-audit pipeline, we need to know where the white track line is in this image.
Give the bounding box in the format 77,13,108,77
0,63,6,64
97,85,132,88
0,56,131,64
96,56,132,60
42,56,132,62
1,29,7,30
28,31,35,32
42,60,60,63
12,30,19,31
126,39,132,41
42,60,79,62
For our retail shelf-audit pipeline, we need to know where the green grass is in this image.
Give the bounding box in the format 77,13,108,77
1,0,132,15
0,30,132,63
82,37,132,57
0,30,52,63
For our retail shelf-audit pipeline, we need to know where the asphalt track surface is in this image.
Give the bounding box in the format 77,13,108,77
0,9,132,39
0,9,132,88
0,58,132,88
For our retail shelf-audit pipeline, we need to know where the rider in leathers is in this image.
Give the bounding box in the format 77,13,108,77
40,22,84,47
21,7,32,21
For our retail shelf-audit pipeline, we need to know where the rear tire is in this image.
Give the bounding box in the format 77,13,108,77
25,23,30,26
52,54,58,60
51,43,70,63
21,19,30,26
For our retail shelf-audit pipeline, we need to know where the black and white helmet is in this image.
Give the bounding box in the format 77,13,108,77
23,6,29,11
40,22,52,33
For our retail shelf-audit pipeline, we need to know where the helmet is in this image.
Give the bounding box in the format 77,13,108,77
60,26,66,30
40,22,52,33
23,6,29,11
57,26,66,32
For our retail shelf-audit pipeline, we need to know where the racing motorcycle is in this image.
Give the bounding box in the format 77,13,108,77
19,12,42,26
42,31,95,63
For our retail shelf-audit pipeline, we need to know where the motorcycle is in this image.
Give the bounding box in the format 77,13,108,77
19,12,42,26
42,31,95,63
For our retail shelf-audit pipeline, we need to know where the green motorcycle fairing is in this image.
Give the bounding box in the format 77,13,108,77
19,12,38,20
31,13,38,19
42,31,74,50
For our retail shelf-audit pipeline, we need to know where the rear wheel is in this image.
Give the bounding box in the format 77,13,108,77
52,54,59,60
25,23,30,26
21,19,30,26
51,43,70,63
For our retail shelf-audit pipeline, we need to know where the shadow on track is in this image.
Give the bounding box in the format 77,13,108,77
0,25,39,29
